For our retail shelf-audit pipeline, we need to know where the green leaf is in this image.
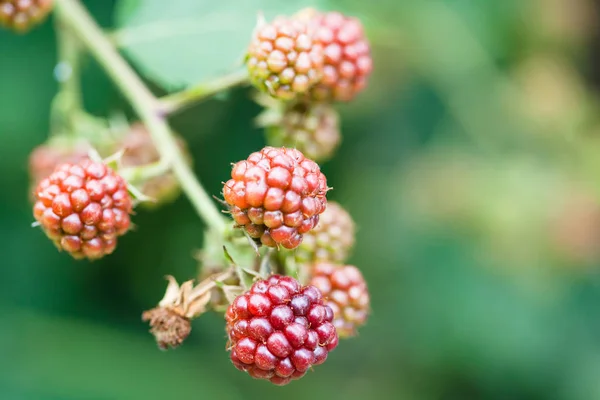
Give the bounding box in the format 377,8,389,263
114,0,328,90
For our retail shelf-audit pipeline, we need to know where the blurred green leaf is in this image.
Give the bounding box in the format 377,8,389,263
114,0,326,90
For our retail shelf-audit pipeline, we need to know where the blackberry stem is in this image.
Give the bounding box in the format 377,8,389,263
53,0,227,235
159,69,250,115
119,159,171,184
50,15,83,137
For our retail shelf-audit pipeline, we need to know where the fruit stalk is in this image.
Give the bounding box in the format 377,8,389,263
159,68,250,115
53,0,226,234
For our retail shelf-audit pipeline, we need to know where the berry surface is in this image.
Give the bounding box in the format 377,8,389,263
225,275,338,385
309,263,369,337
33,159,133,260
299,10,373,102
0,0,53,32
223,146,328,250
247,16,324,101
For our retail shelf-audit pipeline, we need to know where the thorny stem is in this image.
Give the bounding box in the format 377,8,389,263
53,0,227,234
159,69,250,115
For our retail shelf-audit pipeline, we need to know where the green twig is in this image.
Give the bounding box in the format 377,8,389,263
51,15,83,136
159,69,249,115
53,0,226,234
119,159,172,184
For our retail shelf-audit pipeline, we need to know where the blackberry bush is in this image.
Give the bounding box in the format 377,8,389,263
21,0,372,386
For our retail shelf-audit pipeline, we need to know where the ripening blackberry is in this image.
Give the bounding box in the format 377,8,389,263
223,146,329,249
259,100,341,163
309,263,369,337
296,9,373,102
246,16,324,101
226,274,338,385
33,158,133,260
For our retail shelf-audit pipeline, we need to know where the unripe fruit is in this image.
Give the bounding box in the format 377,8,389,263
0,0,53,33
247,16,324,101
297,9,373,102
260,101,341,163
309,263,369,337
294,201,355,264
223,146,328,249
226,274,338,385
33,158,134,260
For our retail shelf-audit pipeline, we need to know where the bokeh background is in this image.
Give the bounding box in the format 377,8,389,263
2,0,600,399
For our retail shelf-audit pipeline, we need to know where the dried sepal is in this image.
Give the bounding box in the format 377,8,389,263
143,270,234,350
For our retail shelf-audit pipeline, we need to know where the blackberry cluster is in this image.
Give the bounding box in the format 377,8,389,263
226,275,338,385
251,9,372,164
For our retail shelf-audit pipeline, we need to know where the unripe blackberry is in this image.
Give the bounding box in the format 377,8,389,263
118,123,189,207
298,9,373,102
226,275,338,385
294,201,355,264
33,159,133,260
0,0,53,32
247,16,324,101
309,263,369,338
260,101,341,163
223,147,329,249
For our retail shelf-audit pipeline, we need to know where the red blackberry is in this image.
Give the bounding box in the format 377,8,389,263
225,275,338,385
247,16,324,101
0,0,53,32
298,9,373,102
309,263,369,338
294,201,355,264
260,101,341,163
33,158,133,260
223,146,328,250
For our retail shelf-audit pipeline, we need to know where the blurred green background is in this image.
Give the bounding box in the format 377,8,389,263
2,0,600,399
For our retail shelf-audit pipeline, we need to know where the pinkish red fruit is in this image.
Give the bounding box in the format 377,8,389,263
223,146,328,250
226,274,338,385
33,158,133,260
